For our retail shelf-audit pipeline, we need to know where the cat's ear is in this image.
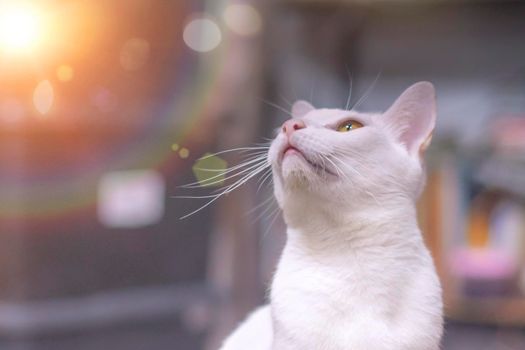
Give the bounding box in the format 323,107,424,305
291,100,314,118
383,81,436,158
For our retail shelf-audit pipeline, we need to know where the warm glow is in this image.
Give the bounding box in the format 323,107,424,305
0,3,42,53
57,65,75,82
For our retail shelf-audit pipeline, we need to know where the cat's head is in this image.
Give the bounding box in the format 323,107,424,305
268,82,436,225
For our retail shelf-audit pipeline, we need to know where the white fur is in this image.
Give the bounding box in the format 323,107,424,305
219,82,443,350
219,306,273,350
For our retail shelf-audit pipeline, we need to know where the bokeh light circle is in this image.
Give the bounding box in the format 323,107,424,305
223,4,262,37
183,16,222,53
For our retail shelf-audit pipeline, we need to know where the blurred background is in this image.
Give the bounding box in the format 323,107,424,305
0,0,524,349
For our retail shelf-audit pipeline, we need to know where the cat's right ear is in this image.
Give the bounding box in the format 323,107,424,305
291,100,315,118
383,82,436,159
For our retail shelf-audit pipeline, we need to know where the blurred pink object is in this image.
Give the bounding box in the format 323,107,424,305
450,247,517,280
450,248,518,296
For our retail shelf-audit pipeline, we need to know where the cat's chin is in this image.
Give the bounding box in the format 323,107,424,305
279,155,340,193
280,155,314,182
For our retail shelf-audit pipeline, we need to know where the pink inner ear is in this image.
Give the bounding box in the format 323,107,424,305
399,110,434,153
384,82,436,157
291,100,314,118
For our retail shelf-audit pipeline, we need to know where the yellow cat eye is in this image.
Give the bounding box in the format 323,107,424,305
336,120,363,132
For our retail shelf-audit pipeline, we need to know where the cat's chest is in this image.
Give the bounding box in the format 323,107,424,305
271,246,403,320
269,243,417,345
268,237,442,350
270,263,394,350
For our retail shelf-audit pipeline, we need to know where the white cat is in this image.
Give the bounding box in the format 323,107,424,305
220,82,443,350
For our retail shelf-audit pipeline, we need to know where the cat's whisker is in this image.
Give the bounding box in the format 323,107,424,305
328,154,383,205
178,192,226,220
333,146,367,158
176,194,227,200
207,165,268,199
309,76,316,103
322,154,348,181
351,71,381,111
254,142,273,149
195,164,268,196
260,98,293,117
330,154,361,180
311,153,327,176
332,147,406,191
209,161,269,193
185,161,267,190
278,93,293,108
197,146,270,161
176,162,269,197
332,147,375,168
178,162,270,219
177,141,272,219
256,168,274,194
327,155,362,191
192,153,267,173
252,196,278,224
344,68,353,110
240,149,271,156
204,153,267,174
262,205,282,239
198,165,268,190
181,157,268,189
246,194,275,216
333,154,374,183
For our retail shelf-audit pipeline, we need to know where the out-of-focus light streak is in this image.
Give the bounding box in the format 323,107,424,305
0,2,42,54
223,4,262,37
183,16,222,53
33,80,54,115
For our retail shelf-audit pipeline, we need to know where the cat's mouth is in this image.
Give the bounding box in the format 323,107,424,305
283,145,301,157
280,145,337,176
280,145,306,163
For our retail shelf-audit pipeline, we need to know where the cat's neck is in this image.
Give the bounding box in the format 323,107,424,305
282,196,422,257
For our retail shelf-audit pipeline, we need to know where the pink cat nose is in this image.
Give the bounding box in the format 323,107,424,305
282,119,306,137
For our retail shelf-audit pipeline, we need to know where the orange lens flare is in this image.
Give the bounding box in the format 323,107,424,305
0,3,42,54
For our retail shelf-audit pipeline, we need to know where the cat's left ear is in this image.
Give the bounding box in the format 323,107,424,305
291,100,314,118
383,81,436,159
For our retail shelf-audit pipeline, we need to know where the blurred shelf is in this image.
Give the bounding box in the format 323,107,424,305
445,293,525,326
0,283,215,337
282,0,512,5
